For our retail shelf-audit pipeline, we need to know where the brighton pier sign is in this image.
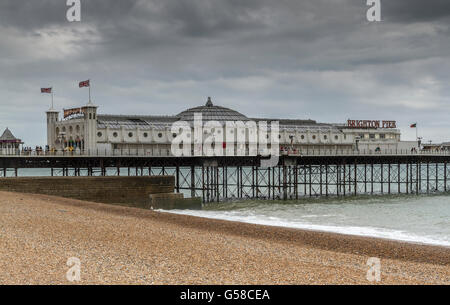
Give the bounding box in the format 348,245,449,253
347,120,397,129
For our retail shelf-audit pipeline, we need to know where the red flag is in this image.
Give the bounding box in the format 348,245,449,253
41,88,52,93
79,80,90,88
410,123,417,128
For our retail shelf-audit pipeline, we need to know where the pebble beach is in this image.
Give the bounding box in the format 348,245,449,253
0,191,448,285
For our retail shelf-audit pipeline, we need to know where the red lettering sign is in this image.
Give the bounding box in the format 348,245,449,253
347,120,396,129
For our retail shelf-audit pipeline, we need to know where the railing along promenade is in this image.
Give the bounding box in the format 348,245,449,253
1,148,449,158
1,148,450,202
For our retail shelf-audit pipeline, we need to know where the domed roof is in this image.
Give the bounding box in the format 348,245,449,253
176,97,248,121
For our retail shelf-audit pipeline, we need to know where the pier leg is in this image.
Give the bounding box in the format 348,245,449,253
216,166,220,202
445,162,447,192
348,164,351,194
336,164,341,196
252,166,255,199
239,166,243,199
272,166,275,199
224,166,227,199
309,165,312,197
320,165,323,197
176,166,180,193
303,166,307,197
388,163,391,195
371,163,374,194
283,165,288,200
342,163,347,196
436,163,439,192
202,166,205,202
190,166,195,198
416,162,419,195
364,164,367,194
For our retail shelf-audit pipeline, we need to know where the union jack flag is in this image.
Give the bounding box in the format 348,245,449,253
79,80,90,88
41,88,52,93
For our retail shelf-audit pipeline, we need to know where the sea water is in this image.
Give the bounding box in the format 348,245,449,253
168,195,450,247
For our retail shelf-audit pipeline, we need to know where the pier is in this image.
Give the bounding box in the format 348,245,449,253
1,150,450,203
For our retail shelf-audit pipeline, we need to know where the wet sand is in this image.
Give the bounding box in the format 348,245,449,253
0,191,448,284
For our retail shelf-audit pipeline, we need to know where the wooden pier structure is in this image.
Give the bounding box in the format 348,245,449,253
1,151,450,203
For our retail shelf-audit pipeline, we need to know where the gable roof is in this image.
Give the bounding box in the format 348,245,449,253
0,128,21,142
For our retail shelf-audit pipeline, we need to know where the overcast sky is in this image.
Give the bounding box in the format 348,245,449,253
0,0,449,146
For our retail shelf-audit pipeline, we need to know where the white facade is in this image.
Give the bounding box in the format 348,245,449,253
46,98,412,155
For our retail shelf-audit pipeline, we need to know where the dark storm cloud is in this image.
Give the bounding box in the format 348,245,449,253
0,0,449,145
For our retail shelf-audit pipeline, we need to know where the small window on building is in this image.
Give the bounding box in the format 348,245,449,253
93,114,96,120
335,135,339,140
173,133,177,138
324,135,327,140
97,132,102,138
113,132,118,138
158,133,163,138
380,134,386,139
301,135,305,140
370,134,375,139
312,135,316,140
128,132,133,138
143,132,148,138
89,113,92,120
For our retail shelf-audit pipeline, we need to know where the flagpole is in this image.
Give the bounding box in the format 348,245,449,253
89,79,91,103
416,123,418,141
51,88,54,109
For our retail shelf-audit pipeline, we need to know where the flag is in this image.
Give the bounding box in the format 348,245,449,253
410,123,417,128
79,80,90,88
41,88,52,93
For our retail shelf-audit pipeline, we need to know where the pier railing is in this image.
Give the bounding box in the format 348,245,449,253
1,148,450,157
